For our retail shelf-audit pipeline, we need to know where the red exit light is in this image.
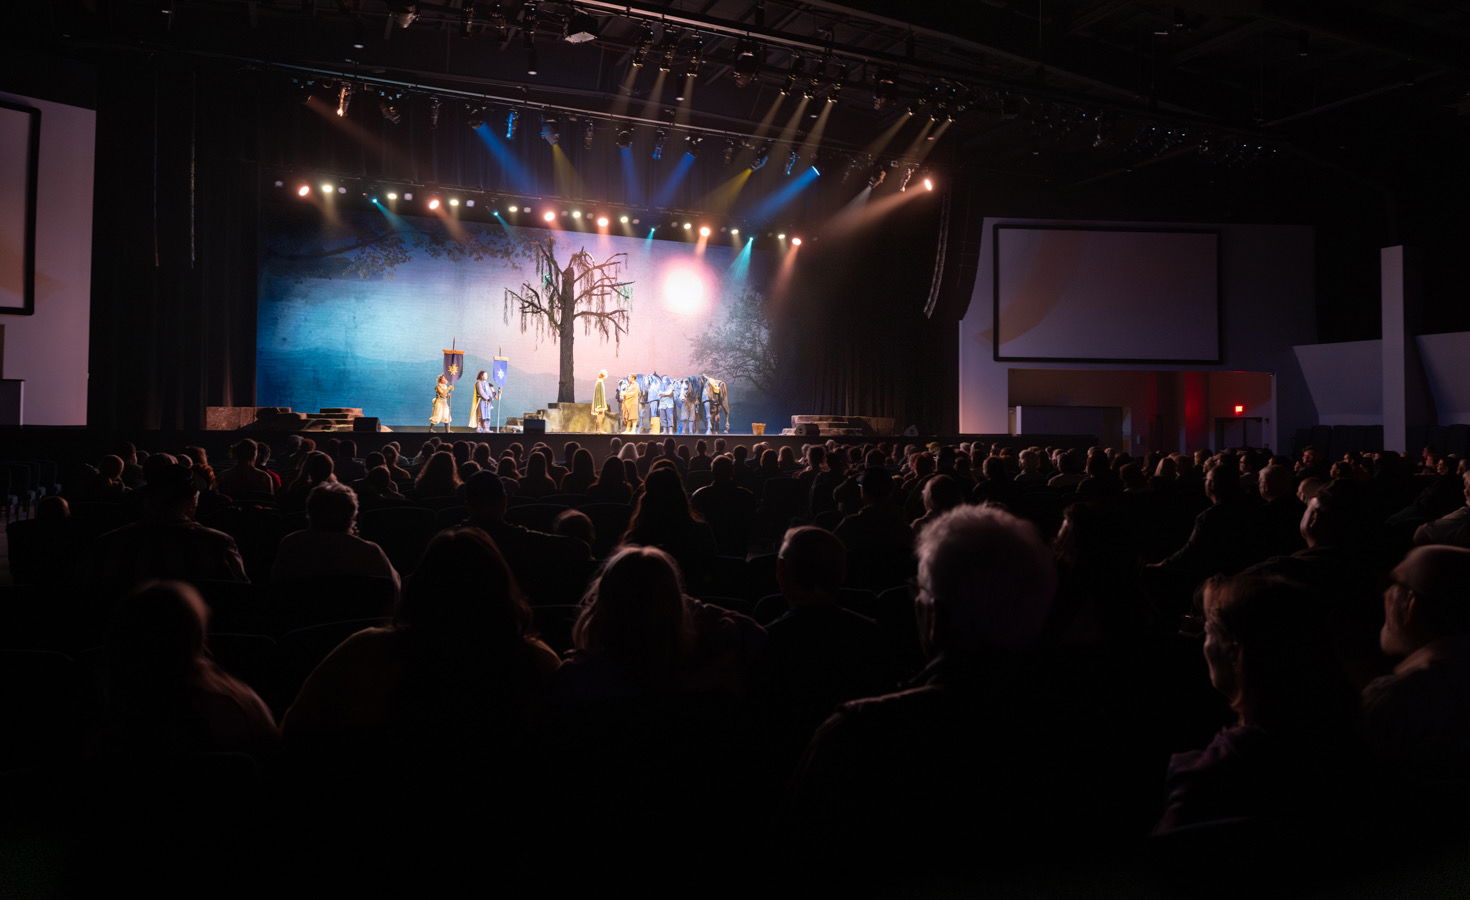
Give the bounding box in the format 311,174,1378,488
1233,404,1245,416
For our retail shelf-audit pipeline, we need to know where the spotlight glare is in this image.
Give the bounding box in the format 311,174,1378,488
386,191,399,200
731,228,739,235
297,185,311,197
923,177,934,191
543,211,556,222
337,187,346,194
509,205,519,212
572,210,583,219
791,236,802,246
449,198,461,206
618,215,629,224
596,216,610,227
698,226,711,237
403,192,413,200
465,199,475,207
320,183,334,193
682,222,692,230
777,233,786,239
428,198,441,210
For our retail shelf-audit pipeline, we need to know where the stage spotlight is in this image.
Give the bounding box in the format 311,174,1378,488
722,138,736,165
685,135,703,158
583,119,596,149
749,143,770,171
791,236,802,246
731,227,739,235
371,197,380,204
615,127,634,148
781,55,802,95
828,68,846,103
652,128,667,160
784,149,799,175
320,182,334,193
386,191,399,200
687,36,703,77
508,205,519,212
631,22,653,68
777,233,786,239
466,199,475,207
505,109,519,139
540,116,560,146
564,10,599,43
388,2,417,28
449,197,460,206
297,184,311,197
379,98,402,125
596,216,610,227
682,222,692,230
460,0,476,37
873,69,895,110
428,96,441,128
619,215,629,223
403,192,414,200
467,105,486,129
572,210,583,219
274,180,285,188
338,186,346,194
543,210,556,222
658,30,677,72
525,40,539,76
809,164,821,177
923,176,934,191
428,198,441,210
699,225,711,237
336,83,353,117
732,39,759,87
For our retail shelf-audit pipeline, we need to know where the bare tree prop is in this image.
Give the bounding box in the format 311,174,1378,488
689,289,777,395
504,240,634,403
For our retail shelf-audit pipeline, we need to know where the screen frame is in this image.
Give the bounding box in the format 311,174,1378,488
992,223,1223,365
0,99,40,317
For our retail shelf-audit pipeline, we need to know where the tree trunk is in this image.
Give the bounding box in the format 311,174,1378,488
557,266,576,402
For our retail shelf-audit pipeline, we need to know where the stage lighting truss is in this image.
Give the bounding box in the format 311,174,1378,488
466,103,486,129
486,0,508,40
460,0,476,37
388,2,417,29
732,39,759,87
827,67,846,103
505,108,519,139
652,128,667,160
867,163,887,189
522,1,539,74
540,115,560,146
684,135,703,158
615,127,634,148
684,35,704,79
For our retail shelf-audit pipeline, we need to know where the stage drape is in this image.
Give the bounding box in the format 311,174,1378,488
89,59,259,431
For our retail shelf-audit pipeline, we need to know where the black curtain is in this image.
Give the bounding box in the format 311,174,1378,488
89,56,259,431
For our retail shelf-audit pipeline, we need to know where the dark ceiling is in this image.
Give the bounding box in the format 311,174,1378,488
24,0,1470,191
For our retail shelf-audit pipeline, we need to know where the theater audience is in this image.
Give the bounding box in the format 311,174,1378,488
92,463,247,584
271,481,400,594
585,454,632,504
757,527,894,766
560,447,597,494
623,466,718,590
691,455,757,556
458,471,592,605
217,438,275,499
104,580,276,755
1412,472,1470,547
833,467,914,590
413,449,461,500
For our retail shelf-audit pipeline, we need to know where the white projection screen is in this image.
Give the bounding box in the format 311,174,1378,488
993,225,1220,363
0,101,38,314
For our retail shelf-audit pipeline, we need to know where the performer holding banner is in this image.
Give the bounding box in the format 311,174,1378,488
619,372,641,433
469,370,499,433
430,374,454,432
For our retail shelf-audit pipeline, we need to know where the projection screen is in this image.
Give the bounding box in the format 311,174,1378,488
993,225,1220,363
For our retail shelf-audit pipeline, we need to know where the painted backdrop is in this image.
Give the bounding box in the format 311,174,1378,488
257,207,779,429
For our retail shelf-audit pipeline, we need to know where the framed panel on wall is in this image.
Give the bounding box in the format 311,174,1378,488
0,100,40,316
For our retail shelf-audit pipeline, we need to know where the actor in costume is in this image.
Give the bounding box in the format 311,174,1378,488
469,370,497,433
705,376,729,434
657,374,677,434
592,370,610,434
430,374,454,432
620,372,641,433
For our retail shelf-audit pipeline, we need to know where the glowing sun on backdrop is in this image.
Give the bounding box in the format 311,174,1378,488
660,260,714,316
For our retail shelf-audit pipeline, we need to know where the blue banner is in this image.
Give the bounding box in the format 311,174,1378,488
492,356,509,388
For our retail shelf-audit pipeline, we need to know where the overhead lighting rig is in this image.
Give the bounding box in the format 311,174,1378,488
732,38,759,87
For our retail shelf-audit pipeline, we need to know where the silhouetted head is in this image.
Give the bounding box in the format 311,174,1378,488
574,545,689,686
777,526,847,606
